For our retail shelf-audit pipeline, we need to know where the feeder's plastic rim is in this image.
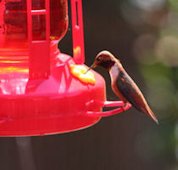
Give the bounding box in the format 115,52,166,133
86,100,132,117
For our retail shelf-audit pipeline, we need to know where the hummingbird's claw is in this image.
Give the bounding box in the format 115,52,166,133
121,102,130,112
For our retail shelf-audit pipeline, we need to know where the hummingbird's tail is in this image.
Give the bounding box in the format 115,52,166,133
143,106,159,124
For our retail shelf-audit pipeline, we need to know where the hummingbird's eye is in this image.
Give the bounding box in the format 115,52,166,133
96,57,101,62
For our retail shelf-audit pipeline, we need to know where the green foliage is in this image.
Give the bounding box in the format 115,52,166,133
169,0,178,12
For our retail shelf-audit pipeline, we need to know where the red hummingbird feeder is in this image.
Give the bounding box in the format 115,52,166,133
0,0,131,136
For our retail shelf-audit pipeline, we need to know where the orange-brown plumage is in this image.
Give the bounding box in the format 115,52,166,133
90,50,158,124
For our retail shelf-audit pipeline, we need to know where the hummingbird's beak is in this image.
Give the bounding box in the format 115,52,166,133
85,63,97,74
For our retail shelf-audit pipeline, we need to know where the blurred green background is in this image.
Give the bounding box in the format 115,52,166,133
1,0,178,170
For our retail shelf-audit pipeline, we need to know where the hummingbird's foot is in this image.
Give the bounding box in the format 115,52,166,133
121,102,130,111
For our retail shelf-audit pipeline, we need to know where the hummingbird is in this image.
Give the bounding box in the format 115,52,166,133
88,50,158,124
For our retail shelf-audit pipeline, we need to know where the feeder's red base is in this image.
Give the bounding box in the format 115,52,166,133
0,115,101,136
0,53,105,136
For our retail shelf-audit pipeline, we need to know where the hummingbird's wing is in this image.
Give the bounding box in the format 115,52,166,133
115,70,158,123
116,71,143,112
93,50,158,123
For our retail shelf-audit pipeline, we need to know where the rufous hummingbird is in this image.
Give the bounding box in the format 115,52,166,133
87,50,158,124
